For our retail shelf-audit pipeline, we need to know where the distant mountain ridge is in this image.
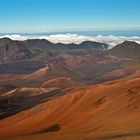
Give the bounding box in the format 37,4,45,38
0,38,108,64
0,38,140,69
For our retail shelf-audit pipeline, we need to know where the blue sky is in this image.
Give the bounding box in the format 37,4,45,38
0,0,140,33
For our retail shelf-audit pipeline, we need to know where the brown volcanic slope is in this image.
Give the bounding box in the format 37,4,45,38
0,77,140,140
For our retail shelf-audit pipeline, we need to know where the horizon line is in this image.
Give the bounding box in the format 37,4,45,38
1,27,140,34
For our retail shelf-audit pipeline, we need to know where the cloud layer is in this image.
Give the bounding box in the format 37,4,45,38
0,34,140,47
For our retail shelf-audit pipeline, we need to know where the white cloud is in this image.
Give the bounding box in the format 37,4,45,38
0,34,28,41
0,33,140,48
